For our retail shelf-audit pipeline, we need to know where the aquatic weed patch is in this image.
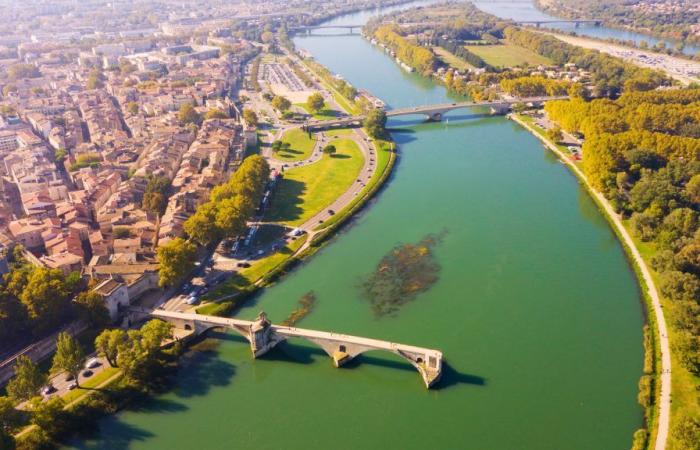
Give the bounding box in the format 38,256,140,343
362,231,446,317
281,291,317,326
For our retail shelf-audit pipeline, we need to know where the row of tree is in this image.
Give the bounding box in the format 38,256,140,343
437,37,490,69
499,76,571,97
156,155,270,287
544,90,700,433
373,25,437,76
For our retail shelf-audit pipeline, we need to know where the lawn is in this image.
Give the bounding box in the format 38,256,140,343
275,128,316,161
61,367,121,405
294,103,339,121
432,46,475,71
465,42,552,68
266,138,364,227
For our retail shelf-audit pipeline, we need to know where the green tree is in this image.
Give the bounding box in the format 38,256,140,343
546,125,563,143
95,328,127,367
51,332,86,387
215,196,250,239
29,396,66,438
322,144,336,155
363,108,387,139
271,95,291,112
204,108,228,120
19,267,70,334
671,415,700,450
307,92,325,113
183,202,221,246
673,331,700,374
156,238,197,287
178,103,201,126
0,396,19,450
126,101,139,115
117,320,172,382
242,108,258,127
660,270,700,302
6,356,46,403
74,290,110,328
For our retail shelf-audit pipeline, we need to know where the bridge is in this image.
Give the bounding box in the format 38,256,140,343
293,24,364,34
305,95,568,130
131,308,443,388
515,19,602,27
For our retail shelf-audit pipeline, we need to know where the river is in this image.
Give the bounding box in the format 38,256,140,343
472,0,699,56
67,3,646,450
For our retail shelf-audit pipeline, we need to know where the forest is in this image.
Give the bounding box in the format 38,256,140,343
544,89,700,393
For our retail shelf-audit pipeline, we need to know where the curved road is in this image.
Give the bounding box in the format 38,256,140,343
512,115,671,450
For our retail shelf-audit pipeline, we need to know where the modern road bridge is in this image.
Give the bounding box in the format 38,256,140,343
294,24,364,34
305,95,568,129
131,308,443,388
516,19,602,27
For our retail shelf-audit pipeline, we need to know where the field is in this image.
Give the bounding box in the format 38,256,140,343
465,42,552,68
276,128,316,161
432,46,475,71
265,138,364,227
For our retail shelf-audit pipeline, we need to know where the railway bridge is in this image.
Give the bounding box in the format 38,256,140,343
130,308,443,388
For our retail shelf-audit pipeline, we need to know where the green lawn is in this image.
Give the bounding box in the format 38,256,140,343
276,128,316,161
465,42,552,68
432,46,475,71
61,367,121,405
294,103,339,121
266,138,364,227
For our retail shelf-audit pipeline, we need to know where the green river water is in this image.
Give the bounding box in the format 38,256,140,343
68,4,646,449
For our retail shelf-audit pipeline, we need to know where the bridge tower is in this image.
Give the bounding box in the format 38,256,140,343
250,311,285,357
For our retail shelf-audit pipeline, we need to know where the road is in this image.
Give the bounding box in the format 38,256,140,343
511,114,671,450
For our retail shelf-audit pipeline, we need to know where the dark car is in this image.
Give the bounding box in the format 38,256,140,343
82,370,93,378
328,209,335,215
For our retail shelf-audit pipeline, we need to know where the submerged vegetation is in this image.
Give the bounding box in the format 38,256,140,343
362,231,446,317
281,291,317,326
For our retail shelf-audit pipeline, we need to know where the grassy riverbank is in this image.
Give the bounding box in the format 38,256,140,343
265,138,364,227
511,113,664,450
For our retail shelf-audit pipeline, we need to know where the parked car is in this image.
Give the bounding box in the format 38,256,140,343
41,384,56,396
185,295,199,305
67,382,78,390
85,358,101,369
82,370,93,378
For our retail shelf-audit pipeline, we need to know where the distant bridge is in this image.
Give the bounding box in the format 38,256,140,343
515,19,602,27
306,95,568,130
293,24,364,34
132,308,443,388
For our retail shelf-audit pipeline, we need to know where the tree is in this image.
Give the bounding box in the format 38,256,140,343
0,397,19,449
116,320,172,382
86,69,104,90
52,332,86,387
6,356,46,402
307,92,325,113
156,238,197,287
364,108,387,139
204,108,228,120
215,196,250,239
126,101,139,115
660,270,700,302
74,290,109,328
322,144,336,155
242,108,258,127
271,95,291,112
178,103,201,126
672,415,700,450
546,125,563,143
183,202,221,246
673,331,700,375
19,267,70,334
95,328,127,367
29,396,66,438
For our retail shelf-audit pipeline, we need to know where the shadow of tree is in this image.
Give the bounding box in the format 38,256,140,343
330,153,351,159
67,418,155,450
265,178,305,222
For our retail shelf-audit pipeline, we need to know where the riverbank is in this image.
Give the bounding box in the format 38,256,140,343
510,112,670,450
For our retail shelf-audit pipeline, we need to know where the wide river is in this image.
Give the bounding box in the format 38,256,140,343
68,3,646,449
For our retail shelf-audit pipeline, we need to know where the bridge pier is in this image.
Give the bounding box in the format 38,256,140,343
249,312,286,357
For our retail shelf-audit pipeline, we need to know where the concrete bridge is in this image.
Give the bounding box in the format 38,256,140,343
305,95,567,129
131,308,443,388
294,24,363,34
516,19,602,27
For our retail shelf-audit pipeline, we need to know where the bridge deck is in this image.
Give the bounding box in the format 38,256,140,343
144,308,441,359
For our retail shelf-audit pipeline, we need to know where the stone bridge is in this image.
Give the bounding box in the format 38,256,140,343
515,19,602,27
130,308,443,388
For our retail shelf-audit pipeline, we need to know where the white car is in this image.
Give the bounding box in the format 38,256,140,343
85,358,101,369
185,295,199,305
